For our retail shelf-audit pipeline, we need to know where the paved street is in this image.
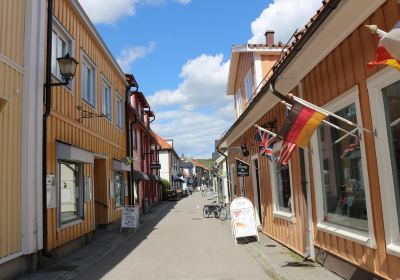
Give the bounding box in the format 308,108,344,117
20,192,342,280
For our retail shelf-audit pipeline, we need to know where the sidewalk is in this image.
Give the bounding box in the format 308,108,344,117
19,201,174,280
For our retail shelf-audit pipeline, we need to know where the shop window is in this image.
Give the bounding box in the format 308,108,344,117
59,161,84,224
114,171,124,208
368,69,400,254
101,77,112,120
81,52,96,107
311,90,374,246
116,93,124,128
269,146,294,219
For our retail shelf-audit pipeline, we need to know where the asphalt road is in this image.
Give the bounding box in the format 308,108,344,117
73,192,270,280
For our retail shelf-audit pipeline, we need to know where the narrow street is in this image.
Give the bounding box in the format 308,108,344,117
21,192,342,280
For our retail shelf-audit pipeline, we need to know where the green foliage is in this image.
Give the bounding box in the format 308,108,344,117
160,178,170,191
195,158,213,169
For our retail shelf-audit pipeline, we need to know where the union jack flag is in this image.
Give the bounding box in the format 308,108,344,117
255,128,275,161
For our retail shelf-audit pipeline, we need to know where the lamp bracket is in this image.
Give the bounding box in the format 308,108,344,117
76,106,108,123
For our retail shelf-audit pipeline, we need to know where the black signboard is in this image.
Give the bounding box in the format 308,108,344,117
236,159,249,177
150,163,161,169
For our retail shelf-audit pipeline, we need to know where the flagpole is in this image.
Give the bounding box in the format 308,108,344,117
280,101,360,140
254,125,309,152
287,94,374,134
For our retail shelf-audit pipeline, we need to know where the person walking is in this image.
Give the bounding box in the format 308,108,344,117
201,184,205,197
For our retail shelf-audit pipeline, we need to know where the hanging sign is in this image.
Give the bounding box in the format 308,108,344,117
121,206,139,229
150,162,161,169
236,158,249,177
230,197,259,244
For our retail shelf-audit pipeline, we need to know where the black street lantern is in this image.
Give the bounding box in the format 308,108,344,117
241,144,249,157
57,53,78,83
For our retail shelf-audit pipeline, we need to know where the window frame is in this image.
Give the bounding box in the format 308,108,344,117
101,76,112,121
57,160,85,227
310,87,376,247
367,68,400,256
116,92,124,129
268,141,295,222
244,70,253,103
235,90,242,117
52,16,74,90
81,50,97,108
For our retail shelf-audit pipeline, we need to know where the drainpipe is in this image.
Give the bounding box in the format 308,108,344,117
126,80,138,206
41,0,53,258
217,148,230,202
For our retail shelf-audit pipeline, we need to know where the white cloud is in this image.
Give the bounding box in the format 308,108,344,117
116,42,156,72
174,0,191,4
148,54,231,109
79,0,190,24
148,53,234,158
78,0,138,25
249,0,322,44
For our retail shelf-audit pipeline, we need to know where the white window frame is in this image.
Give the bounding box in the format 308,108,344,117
268,141,295,222
101,76,112,121
52,16,74,89
310,87,376,247
251,153,262,225
244,70,253,103
81,50,97,108
116,92,124,129
235,90,242,117
367,68,400,256
230,164,236,198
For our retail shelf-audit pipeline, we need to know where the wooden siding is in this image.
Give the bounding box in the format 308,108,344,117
0,0,25,259
0,0,25,66
228,91,307,255
302,1,400,278
46,0,127,251
234,53,254,112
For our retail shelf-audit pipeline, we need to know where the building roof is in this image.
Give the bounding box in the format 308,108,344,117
151,131,172,150
188,159,210,171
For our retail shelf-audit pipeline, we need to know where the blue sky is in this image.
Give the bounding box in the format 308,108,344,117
79,0,322,158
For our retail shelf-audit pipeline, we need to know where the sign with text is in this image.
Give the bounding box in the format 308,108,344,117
121,206,139,229
236,159,249,177
150,163,161,169
230,197,259,243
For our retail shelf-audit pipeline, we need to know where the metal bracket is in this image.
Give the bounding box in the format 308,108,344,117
76,106,108,123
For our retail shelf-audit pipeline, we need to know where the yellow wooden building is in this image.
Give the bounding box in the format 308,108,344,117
0,0,46,278
43,0,131,255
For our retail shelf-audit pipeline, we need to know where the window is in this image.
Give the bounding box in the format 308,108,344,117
81,52,96,107
101,78,112,120
114,171,124,208
116,93,124,128
59,161,84,224
244,71,253,102
368,69,400,255
269,145,294,219
235,90,242,117
51,18,73,85
131,127,137,150
311,90,374,246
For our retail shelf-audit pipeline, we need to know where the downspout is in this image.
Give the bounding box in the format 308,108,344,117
126,81,138,205
41,0,53,258
217,148,231,202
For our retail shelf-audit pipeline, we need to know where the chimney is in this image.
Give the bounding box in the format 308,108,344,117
265,30,275,46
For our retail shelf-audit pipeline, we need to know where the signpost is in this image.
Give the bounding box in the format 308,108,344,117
121,206,139,232
236,158,249,177
230,197,259,244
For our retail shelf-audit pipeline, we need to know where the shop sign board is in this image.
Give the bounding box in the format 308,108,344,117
121,206,139,230
150,162,161,169
230,197,259,244
236,158,249,177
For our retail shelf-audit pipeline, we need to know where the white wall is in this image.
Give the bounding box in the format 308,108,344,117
159,150,170,182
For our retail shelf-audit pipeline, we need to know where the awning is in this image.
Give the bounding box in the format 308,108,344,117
148,174,158,181
56,141,94,163
132,170,149,182
112,159,130,171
